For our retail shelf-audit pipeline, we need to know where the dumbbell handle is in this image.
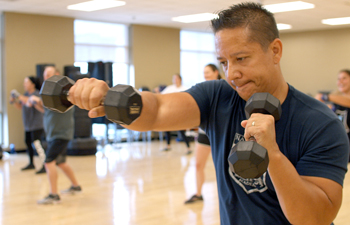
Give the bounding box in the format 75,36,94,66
248,136,256,141
45,80,105,110
65,90,106,106
41,75,142,125
228,92,282,178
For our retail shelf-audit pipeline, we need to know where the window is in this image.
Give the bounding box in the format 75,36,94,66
74,20,131,140
180,30,218,88
74,20,130,86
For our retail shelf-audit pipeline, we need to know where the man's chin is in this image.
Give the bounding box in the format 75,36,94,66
236,90,252,101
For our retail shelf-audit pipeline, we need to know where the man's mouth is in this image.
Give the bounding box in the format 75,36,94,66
232,81,250,89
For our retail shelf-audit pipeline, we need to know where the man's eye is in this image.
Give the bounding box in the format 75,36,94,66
237,57,245,61
220,61,227,66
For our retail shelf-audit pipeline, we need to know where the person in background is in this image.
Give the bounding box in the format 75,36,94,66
161,74,192,155
30,66,81,204
153,85,167,94
185,64,221,204
315,69,350,162
10,76,46,174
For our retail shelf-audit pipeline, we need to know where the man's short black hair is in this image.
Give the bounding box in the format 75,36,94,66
211,2,279,50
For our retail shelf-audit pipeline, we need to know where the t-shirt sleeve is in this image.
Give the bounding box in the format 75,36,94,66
296,116,349,186
185,81,216,127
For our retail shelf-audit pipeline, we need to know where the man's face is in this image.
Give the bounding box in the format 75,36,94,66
43,67,55,81
172,75,181,87
215,27,277,101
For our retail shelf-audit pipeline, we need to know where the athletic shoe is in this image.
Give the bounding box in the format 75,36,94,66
184,195,203,204
61,185,82,194
35,166,46,174
185,150,192,155
37,194,60,204
21,164,35,171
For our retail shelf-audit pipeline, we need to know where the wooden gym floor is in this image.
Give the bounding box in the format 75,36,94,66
0,140,349,225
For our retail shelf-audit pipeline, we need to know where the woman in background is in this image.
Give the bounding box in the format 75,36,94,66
10,76,46,174
185,64,221,204
315,69,350,162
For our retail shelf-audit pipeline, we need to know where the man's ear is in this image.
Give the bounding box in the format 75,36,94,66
271,38,282,64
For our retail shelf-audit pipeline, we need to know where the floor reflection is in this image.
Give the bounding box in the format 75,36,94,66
113,177,131,225
0,141,220,225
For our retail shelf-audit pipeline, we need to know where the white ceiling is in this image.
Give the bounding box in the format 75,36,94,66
0,0,350,33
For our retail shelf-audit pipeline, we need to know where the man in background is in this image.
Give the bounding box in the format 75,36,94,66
30,66,81,204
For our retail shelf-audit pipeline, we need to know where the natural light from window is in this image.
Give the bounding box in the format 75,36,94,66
74,20,130,86
180,31,218,88
74,20,131,140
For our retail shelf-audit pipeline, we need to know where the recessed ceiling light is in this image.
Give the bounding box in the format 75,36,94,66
264,1,315,13
322,17,350,25
277,23,292,30
67,0,126,12
172,13,218,23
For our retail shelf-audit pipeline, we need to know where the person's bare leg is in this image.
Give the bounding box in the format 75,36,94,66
58,162,79,186
195,143,211,196
45,161,58,194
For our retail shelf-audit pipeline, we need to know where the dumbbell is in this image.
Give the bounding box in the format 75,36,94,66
228,92,282,179
9,89,21,104
40,75,143,125
11,89,20,99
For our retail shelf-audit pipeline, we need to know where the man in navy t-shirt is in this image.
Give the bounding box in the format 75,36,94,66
67,2,349,225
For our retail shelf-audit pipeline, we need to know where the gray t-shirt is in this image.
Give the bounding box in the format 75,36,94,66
22,90,44,131
43,106,74,142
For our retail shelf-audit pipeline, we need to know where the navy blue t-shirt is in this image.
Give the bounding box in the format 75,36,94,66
186,80,349,225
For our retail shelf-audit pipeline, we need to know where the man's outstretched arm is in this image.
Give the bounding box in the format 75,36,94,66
68,78,201,131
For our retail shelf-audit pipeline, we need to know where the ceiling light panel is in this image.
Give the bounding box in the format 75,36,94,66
277,23,292,30
67,0,126,12
322,17,350,25
264,1,315,13
172,13,218,23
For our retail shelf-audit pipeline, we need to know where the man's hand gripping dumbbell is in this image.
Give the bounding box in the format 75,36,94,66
40,75,143,125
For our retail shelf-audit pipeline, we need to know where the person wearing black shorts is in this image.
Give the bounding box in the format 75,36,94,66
185,64,221,204
10,76,46,174
31,66,82,204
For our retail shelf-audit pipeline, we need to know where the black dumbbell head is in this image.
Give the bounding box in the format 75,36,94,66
245,92,282,121
228,141,269,178
228,92,280,179
40,75,74,113
104,85,142,125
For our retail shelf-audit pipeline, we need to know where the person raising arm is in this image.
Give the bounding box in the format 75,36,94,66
66,3,348,224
